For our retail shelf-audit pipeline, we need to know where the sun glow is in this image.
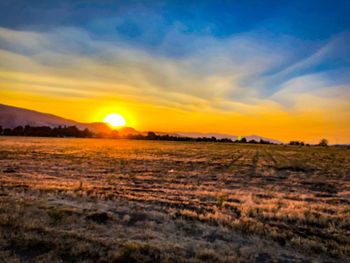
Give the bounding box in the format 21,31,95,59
103,113,126,127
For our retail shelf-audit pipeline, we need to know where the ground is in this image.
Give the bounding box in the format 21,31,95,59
0,137,349,262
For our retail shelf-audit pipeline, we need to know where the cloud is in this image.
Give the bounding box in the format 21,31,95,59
0,25,349,119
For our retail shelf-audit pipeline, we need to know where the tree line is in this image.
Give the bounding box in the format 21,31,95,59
126,132,274,144
0,125,276,144
0,125,93,138
0,125,331,146
289,139,328,146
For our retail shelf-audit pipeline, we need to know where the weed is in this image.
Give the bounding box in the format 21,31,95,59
47,208,65,224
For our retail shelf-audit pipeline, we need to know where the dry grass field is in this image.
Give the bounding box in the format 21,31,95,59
0,137,349,262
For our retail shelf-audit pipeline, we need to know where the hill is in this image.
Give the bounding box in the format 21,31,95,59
0,104,110,133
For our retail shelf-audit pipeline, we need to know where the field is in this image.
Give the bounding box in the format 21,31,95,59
0,137,349,262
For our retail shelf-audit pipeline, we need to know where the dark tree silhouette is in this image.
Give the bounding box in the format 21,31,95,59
0,125,280,145
289,141,304,146
0,125,93,138
318,138,328,146
147,132,157,140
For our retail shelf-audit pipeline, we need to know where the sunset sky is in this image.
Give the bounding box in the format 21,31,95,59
0,0,349,143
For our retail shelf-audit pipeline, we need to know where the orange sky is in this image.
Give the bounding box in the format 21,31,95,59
1,86,349,144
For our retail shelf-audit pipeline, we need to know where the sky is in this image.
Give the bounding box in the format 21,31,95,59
0,0,349,143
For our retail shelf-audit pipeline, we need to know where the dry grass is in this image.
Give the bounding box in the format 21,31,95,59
0,137,349,262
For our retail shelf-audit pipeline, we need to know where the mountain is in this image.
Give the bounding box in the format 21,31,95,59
245,135,283,144
0,103,110,133
0,103,282,143
174,132,237,140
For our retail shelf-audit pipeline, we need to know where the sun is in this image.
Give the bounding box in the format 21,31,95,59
103,113,126,128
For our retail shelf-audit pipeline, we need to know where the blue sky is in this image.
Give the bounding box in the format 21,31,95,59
0,0,349,142
1,1,349,75
1,0,350,40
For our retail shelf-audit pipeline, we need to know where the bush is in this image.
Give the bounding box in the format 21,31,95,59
48,208,65,224
318,138,328,146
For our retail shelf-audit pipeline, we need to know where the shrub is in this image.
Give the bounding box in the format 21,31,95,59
48,208,65,224
318,138,328,146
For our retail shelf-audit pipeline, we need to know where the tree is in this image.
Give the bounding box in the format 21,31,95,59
3,128,12,135
289,140,304,146
318,138,328,146
13,126,24,136
147,131,157,140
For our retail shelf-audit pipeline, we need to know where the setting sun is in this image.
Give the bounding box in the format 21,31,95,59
103,113,126,127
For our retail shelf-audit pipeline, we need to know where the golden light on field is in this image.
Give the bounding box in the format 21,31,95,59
103,113,126,127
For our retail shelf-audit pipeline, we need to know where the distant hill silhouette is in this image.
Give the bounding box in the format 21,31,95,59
0,103,282,143
0,104,111,133
245,135,282,145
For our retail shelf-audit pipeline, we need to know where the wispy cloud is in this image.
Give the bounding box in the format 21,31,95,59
1,26,349,109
